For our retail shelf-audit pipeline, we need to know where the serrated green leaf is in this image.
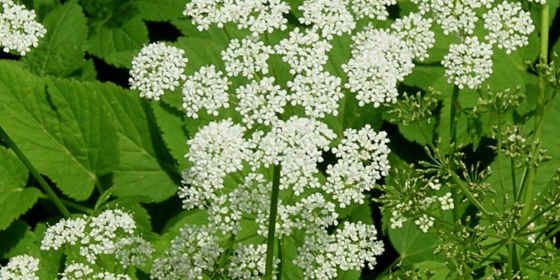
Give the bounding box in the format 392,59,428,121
388,220,440,266
151,101,190,169
23,0,88,78
87,16,149,68
0,61,118,200
0,187,41,231
136,0,186,22
99,87,179,202
0,220,35,259
32,0,60,21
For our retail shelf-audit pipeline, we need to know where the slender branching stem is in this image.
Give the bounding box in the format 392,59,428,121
0,125,71,218
449,85,461,221
521,2,549,219
496,113,506,194
450,171,491,217
264,164,281,279
37,193,93,215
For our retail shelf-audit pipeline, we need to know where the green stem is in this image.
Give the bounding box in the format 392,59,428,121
450,85,461,221
37,193,93,215
449,85,461,149
511,159,518,201
0,125,70,218
521,2,549,219
264,164,281,280
450,171,491,217
377,256,402,278
277,238,283,280
496,113,506,195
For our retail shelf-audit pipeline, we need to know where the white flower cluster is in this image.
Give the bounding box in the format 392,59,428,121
391,12,435,61
350,0,396,20
184,0,289,33
298,0,355,40
274,28,331,75
294,222,384,280
236,77,288,128
150,225,223,280
180,119,253,209
60,262,94,280
222,35,274,78
41,209,153,266
0,255,39,280
287,71,343,119
129,42,188,100
0,0,46,55
438,192,454,210
442,36,493,89
343,27,414,108
415,214,435,233
326,125,391,207
254,116,336,195
208,173,270,235
483,2,535,54
227,244,278,280
60,263,132,280
182,65,230,119
235,0,290,35
421,0,493,36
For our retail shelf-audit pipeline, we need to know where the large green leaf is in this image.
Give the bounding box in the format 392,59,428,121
151,101,190,170
23,0,89,78
98,86,180,202
388,220,440,266
0,148,40,231
87,16,149,68
0,61,118,200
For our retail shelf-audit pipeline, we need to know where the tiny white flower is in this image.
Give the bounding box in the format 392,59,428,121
439,192,454,210
415,214,435,233
428,178,441,190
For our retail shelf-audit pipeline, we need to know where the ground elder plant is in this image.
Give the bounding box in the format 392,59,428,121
0,0,560,279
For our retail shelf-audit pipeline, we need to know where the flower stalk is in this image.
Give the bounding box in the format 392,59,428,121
521,1,549,220
264,164,281,279
0,125,71,218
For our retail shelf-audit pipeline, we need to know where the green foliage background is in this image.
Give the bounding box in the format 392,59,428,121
1,0,560,279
